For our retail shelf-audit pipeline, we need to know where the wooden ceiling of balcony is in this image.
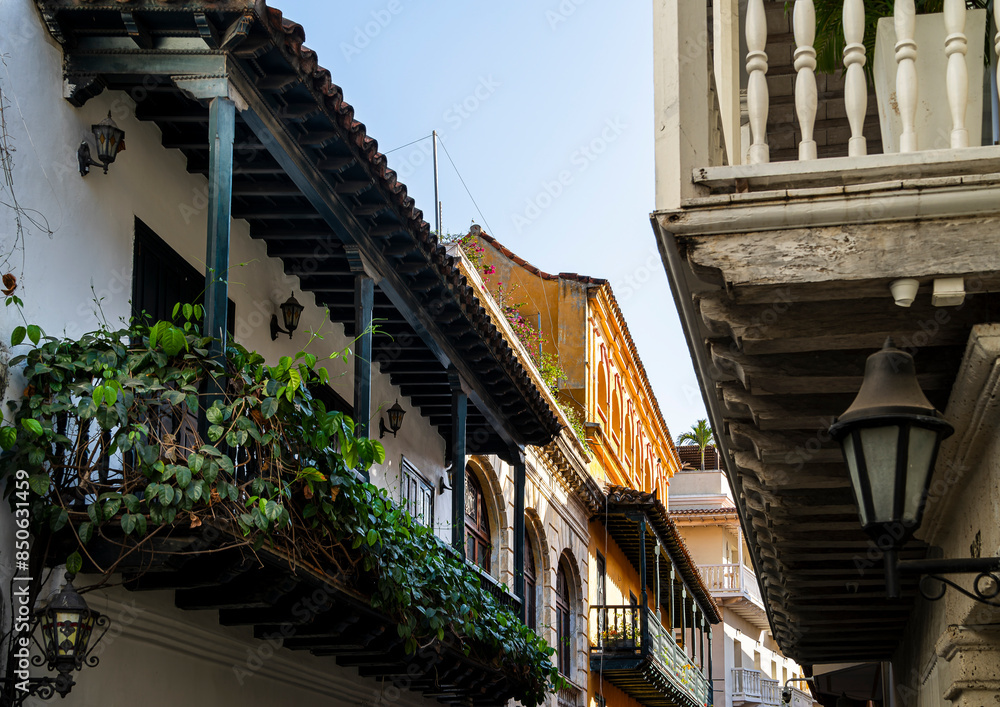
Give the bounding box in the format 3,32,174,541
667,226,1000,663
135,85,533,458
77,528,519,706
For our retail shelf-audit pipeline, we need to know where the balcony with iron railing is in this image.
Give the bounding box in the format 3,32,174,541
590,605,712,707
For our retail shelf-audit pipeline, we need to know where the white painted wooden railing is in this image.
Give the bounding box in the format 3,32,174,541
793,0,817,160
742,0,995,160
700,563,764,608
745,0,770,164
732,668,763,700
760,679,781,706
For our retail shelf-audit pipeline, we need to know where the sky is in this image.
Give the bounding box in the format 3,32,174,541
274,0,707,441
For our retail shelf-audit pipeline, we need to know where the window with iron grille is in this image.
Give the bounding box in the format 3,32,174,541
401,457,433,526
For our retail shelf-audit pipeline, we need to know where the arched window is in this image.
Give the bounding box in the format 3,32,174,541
465,469,491,572
556,564,572,676
597,361,608,421
625,415,634,463
611,391,621,442
525,532,537,631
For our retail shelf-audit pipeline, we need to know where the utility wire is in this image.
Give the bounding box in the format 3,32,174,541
382,134,432,155
438,139,495,239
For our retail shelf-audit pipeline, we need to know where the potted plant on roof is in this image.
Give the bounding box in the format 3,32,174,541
808,0,991,151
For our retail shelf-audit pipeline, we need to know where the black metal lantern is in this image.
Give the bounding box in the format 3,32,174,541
829,339,954,541
829,339,955,597
379,400,406,439
77,112,126,176
270,293,305,340
1,574,110,703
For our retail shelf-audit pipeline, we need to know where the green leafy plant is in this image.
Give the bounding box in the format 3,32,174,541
0,305,562,705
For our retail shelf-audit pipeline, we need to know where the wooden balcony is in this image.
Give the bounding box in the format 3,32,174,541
590,605,712,707
62,522,529,706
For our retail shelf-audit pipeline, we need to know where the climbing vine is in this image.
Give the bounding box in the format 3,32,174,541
0,307,561,705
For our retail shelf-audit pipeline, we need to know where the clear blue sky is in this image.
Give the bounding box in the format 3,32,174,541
275,0,708,441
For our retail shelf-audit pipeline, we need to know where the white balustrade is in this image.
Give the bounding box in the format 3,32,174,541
895,0,919,152
944,0,969,147
843,0,867,156
793,0,818,159
745,0,770,164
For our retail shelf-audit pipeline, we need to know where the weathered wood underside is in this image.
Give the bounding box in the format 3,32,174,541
665,212,1000,664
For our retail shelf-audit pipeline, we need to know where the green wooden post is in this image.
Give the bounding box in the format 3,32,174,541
201,96,234,438
450,371,467,556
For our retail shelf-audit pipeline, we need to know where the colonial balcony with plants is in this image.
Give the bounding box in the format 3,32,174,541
653,0,1000,672
1,1,574,704
588,487,721,707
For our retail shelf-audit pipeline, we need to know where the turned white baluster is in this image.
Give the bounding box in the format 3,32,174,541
745,0,769,164
842,0,867,156
793,0,818,160
944,0,969,148
895,0,919,152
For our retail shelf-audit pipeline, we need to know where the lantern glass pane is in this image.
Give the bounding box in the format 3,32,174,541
842,434,869,527
39,612,57,655
76,613,96,656
54,610,81,656
904,426,938,523
284,306,302,330
860,425,901,524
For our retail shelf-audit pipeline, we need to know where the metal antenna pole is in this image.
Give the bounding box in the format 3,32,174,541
432,130,441,235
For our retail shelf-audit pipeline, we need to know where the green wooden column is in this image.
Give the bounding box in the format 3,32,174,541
511,446,526,620
639,516,648,647
201,95,234,436
450,371,467,556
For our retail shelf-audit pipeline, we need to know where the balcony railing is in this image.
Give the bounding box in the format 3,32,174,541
700,563,764,609
732,669,780,706
590,604,711,707
760,679,781,706
738,0,994,164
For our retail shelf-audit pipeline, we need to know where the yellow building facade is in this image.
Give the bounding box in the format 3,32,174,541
470,229,720,707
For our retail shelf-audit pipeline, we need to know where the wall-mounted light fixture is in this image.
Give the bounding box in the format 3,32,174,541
78,112,125,177
379,400,406,439
830,339,1000,606
0,574,110,704
270,293,304,340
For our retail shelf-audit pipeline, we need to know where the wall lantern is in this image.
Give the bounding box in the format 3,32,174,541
0,574,110,704
379,400,406,439
830,339,1000,605
270,293,304,340
77,112,125,176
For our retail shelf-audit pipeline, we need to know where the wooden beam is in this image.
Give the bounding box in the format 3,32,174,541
712,344,961,395
121,11,153,49
194,12,220,48
698,290,997,355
